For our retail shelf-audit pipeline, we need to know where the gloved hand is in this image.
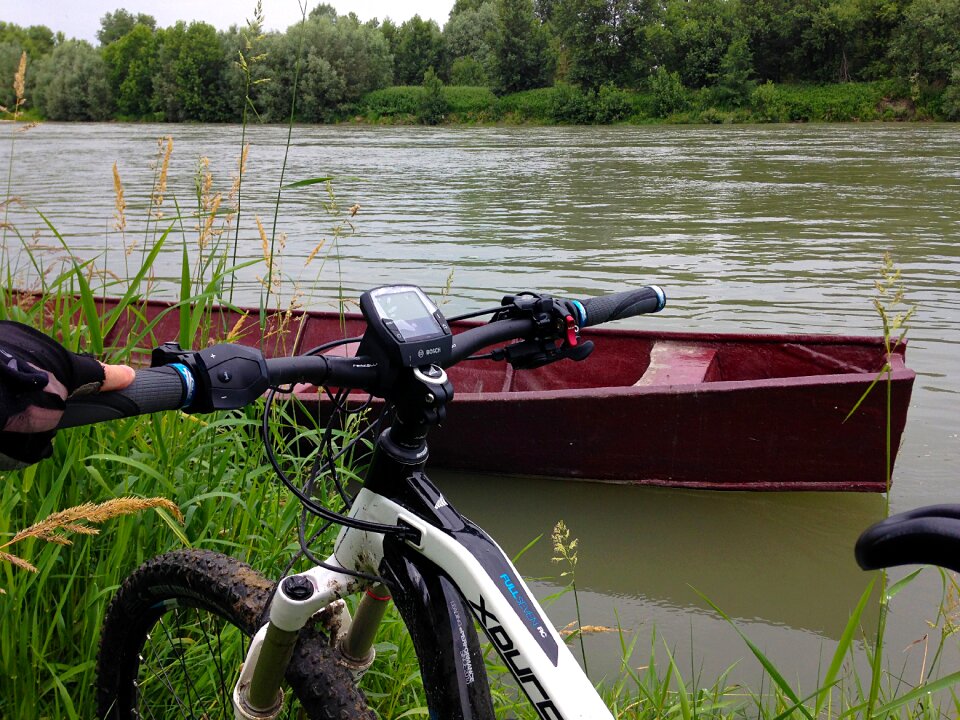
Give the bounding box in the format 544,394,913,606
0,321,135,469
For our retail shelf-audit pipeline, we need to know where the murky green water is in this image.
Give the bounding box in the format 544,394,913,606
2,122,958,687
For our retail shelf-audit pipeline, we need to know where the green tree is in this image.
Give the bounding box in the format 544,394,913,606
444,0,498,84
943,66,960,118
787,0,900,82
309,4,338,20
0,44,25,110
712,33,755,106
101,24,159,117
97,9,156,46
33,40,112,120
737,0,826,82
379,17,400,64
294,11,393,121
394,16,446,84
535,0,559,22
492,0,553,92
554,0,654,89
450,56,489,84
152,21,227,122
252,31,298,122
0,22,58,59
0,21,60,108
647,0,735,88
889,0,960,86
452,0,489,12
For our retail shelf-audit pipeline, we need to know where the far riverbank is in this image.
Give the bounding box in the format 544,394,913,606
8,80,955,128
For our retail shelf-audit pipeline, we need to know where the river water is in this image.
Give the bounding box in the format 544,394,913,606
2,122,958,691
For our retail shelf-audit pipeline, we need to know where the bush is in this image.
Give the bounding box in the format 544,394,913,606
751,81,785,122
698,107,734,124
418,68,446,125
549,82,595,123
443,86,496,115
360,84,496,122
596,83,634,123
942,67,960,120
495,87,556,121
650,67,687,118
759,82,890,122
360,86,422,117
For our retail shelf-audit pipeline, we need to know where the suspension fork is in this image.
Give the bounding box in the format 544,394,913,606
340,584,393,670
231,519,393,719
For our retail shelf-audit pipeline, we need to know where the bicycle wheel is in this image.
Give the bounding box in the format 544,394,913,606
96,549,376,720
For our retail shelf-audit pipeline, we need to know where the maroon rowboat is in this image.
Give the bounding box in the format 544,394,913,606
94,298,914,492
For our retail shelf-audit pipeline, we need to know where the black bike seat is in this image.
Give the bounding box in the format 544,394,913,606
856,505,960,574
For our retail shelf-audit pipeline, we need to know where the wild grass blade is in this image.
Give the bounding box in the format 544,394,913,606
815,578,875,714
101,225,171,335
886,568,924,601
282,176,334,189
39,211,104,354
661,641,692,720
512,533,543,563
843,366,887,423
698,591,815,720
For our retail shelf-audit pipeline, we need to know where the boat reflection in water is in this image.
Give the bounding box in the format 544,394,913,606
435,470,899,685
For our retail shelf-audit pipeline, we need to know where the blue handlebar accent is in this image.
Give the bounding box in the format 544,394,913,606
169,363,195,408
571,300,587,327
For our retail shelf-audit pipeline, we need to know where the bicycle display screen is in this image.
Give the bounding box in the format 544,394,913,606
359,285,453,368
371,288,444,342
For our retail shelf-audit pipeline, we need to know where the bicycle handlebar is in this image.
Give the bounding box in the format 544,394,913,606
58,286,666,429
60,366,192,428
575,286,666,328
856,505,960,575
59,354,380,429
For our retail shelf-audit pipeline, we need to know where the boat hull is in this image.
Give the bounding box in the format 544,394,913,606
91,298,914,492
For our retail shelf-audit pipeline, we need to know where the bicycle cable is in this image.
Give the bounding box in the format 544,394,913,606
261,335,415,538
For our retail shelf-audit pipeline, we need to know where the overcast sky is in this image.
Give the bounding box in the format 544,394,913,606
4,1,456,44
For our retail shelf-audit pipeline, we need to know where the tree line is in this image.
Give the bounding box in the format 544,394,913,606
1,0,958,123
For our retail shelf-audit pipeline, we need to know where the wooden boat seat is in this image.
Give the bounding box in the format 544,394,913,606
634,342,717,387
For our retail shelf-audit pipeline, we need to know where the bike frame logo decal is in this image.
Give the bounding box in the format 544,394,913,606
449,600,476,685
500,572,548,639
469,594,565,720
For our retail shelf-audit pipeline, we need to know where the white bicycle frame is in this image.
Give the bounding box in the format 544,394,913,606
233,485,613,720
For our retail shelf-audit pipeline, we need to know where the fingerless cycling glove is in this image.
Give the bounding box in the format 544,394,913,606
0,321,105,469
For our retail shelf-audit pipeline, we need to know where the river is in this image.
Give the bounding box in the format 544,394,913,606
2,121,958,691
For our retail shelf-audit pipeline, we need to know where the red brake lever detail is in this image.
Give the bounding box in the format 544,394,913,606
565,315,578,347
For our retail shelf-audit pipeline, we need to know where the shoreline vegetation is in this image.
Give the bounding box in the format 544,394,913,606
1,0,958,127
4,79,932,127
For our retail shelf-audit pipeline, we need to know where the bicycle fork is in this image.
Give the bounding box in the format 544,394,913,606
231,563,389,719
233,483,614,720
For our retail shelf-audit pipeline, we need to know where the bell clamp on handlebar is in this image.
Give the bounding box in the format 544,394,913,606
151,342,270,413
490,293,594,370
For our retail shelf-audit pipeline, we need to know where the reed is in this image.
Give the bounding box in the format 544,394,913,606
551,519,590,674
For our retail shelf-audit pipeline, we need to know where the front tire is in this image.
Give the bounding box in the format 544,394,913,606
96,549,375,719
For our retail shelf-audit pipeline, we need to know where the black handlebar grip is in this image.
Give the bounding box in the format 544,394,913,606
576,286,666,328
58,366,189,429
855,505,960,575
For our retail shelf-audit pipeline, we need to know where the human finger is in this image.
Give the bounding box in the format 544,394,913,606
100,363,136,393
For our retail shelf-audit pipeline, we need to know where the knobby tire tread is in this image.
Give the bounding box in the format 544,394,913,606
96,548,376,720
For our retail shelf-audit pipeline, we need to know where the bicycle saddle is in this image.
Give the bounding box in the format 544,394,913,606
856,504,960,574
